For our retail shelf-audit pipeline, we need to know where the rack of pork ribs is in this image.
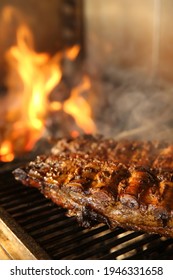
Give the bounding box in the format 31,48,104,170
13,134,173,238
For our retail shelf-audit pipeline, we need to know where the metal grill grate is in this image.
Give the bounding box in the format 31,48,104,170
0,167,173,260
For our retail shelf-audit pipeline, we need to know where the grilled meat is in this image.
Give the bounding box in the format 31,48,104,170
51,134,173,169
13,137,173,237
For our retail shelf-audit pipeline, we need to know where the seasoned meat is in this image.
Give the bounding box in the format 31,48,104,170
51,134,173,169
13,145,173,238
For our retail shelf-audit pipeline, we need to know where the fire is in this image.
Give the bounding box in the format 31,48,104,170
0,140,14,162
0,6,96,162
2,22,62,156
65,45,81,60
63,76,96,134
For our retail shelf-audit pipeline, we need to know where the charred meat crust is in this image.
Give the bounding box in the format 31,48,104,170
51,134,173,169
13,140,173,238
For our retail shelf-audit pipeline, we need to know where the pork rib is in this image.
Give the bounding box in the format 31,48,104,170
13,143,173,237
51,134,173,169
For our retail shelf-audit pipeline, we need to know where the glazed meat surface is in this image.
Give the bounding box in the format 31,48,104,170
51,134,173,170
13,136,173,237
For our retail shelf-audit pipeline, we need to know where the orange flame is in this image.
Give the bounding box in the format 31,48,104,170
65,45,81,60
63,76,96,134
5,24,62,149
0,6,96,162
0,140,14,162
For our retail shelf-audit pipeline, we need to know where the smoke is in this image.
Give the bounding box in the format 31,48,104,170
91,68,173,141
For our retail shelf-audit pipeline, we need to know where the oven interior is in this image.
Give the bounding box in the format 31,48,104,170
1,0,173,259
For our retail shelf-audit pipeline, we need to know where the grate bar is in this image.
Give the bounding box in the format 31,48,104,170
126,237,173,260
52,228,125,259
21,210,66,231
100,234,160,260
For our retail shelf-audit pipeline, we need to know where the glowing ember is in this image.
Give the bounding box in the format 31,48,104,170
0,6,96,162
